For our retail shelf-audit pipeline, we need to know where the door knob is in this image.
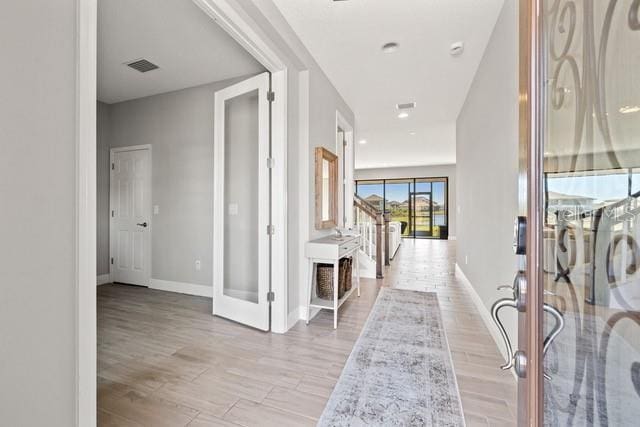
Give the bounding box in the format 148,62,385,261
136,222,148,228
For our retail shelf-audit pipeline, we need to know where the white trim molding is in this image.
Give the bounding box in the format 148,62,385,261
150,279,213,298
448,236,457,240
76,0,97,425
454,263,517,381
97,275,111,286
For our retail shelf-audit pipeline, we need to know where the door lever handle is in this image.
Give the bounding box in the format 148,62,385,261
491,298,518,370
136,222,148,228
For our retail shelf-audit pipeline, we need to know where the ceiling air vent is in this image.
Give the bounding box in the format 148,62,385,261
125,59,159,73
396,102,416,110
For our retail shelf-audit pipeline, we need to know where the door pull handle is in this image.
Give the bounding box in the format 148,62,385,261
136,222,148,228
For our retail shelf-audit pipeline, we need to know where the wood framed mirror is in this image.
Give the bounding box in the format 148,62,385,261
315,147,339,229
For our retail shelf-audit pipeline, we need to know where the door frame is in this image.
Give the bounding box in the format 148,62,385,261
109,145,152,287
76,0,292,424
518,0,544,424
336,110,354,228
192,0,289,335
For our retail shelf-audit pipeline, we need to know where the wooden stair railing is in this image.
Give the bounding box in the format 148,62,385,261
354,194,390,278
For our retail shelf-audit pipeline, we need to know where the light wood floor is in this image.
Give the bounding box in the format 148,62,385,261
98,239,516,426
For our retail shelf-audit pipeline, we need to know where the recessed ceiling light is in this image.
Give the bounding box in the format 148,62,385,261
359,139,367,145
450,41,464,57
619,105,640,114
382,42,399,54
398,112,409,119
409,131,416,135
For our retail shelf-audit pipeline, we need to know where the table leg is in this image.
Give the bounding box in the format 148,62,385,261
356,251,360,297
306,260,313,325
333,259,339,329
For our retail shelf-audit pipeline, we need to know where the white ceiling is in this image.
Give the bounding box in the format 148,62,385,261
272,0,504,169
98,0,265,104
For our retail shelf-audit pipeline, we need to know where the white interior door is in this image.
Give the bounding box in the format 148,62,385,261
213,72,270,331
109,146,151,286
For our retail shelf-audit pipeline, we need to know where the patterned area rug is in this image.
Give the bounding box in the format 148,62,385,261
318,288,465,426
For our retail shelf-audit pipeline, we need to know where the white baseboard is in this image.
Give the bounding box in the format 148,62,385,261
298,305,321,323
455,263,516,381
448,235,457,240
149,278,212,298
97,274,111,286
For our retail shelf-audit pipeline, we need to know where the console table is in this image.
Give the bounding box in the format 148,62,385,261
305,234,360,329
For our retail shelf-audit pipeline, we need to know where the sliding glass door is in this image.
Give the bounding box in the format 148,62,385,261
356,177,448,239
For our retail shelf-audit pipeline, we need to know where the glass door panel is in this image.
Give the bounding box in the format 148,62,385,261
412,191,433,238
213,72,270,331
385,179,412,236
540,1,640,424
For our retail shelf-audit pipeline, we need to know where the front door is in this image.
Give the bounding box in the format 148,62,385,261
110,146,152,286
517,0,640,424
212,72,271,331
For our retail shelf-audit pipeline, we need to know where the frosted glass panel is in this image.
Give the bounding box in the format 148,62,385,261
542,1,640,425
223,89,259,304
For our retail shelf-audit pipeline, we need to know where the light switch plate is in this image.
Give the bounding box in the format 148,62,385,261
228,203,239,216
153,205,160,215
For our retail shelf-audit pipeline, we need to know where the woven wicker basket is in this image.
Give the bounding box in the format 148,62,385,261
343,257,352,291
316,263,346,300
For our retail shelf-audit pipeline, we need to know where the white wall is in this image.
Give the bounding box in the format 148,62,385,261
456,1,519,346
354,164,457,237
0,0,79,424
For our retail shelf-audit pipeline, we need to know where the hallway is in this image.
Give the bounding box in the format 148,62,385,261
385,239,517,426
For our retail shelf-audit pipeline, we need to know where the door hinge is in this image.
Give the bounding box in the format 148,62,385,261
267,91,275,102
111,210,115,218
267,291,275,302
267,157,275,169
267,225,275,235
111,163,115,170
110,257,114,265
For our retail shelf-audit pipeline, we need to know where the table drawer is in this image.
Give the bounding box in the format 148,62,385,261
339,238,360,258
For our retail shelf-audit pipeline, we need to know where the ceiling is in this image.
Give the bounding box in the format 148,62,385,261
98,0,265,104
272,0,504,169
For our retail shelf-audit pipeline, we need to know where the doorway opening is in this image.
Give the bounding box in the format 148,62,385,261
92,0,290,423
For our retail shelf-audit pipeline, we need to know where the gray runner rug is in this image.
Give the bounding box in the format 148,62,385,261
318,288,465,427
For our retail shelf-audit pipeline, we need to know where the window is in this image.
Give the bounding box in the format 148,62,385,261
356,177,448,239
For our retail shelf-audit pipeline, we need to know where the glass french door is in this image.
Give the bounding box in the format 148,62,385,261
212,72,271,331
411,191,433,237
355,178,448,239
518,0,640,424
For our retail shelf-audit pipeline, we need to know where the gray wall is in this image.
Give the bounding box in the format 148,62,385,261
456,1,519,342
0,0,78,424
98,76,257,289
354,164,457,237
308,72,355,241
97,102,111,275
